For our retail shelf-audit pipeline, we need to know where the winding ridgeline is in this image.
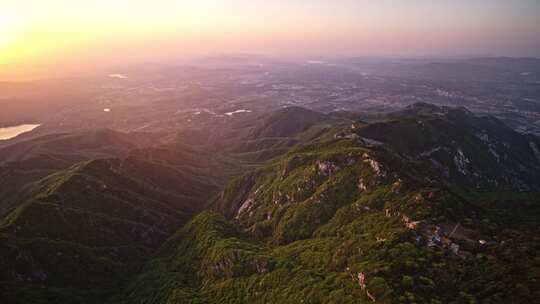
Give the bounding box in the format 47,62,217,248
1,104,539,303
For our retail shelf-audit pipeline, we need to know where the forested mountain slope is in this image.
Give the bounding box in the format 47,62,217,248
1,104,539,303
119,105,540,303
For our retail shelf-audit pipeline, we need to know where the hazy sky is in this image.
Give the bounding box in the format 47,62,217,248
1,0,539,79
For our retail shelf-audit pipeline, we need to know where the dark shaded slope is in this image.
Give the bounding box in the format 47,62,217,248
225,107,334,161
0,128,154,165
175,106,334,162
0,129,157,216
0,156,220,303
247,107,328,139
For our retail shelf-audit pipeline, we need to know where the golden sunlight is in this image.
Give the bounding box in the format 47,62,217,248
0,13,24,49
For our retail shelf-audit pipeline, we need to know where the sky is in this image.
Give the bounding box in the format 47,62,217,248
1,0,539,80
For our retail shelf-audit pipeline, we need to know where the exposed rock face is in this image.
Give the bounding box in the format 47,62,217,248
358,178,368,192
362,153,385,177
454,148,471,175
236,198,253,218
402,214,421,230
357,272,366,290
366,290,376,302
334,132,360,140
356,272,377,302
375,235,387,242
317,160,338,176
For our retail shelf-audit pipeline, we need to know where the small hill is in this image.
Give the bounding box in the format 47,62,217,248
0,129,160,216
248,107,328,139
220,107,332,161
384,102,448,119
0,128,153,165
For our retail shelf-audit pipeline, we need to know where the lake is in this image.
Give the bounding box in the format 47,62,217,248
0,124,41,140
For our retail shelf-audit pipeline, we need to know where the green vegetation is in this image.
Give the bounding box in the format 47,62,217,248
123,131,540,303
1,104,539,303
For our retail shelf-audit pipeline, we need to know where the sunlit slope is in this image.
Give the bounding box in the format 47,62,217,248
120,107,540,303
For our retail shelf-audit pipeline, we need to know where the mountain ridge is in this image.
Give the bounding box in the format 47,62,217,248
0,103,538,303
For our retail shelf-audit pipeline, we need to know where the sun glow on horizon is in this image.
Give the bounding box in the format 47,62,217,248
0,13,25,50
0,0,539,80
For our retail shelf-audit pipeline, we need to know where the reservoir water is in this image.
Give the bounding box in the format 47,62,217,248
0,124,40,140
